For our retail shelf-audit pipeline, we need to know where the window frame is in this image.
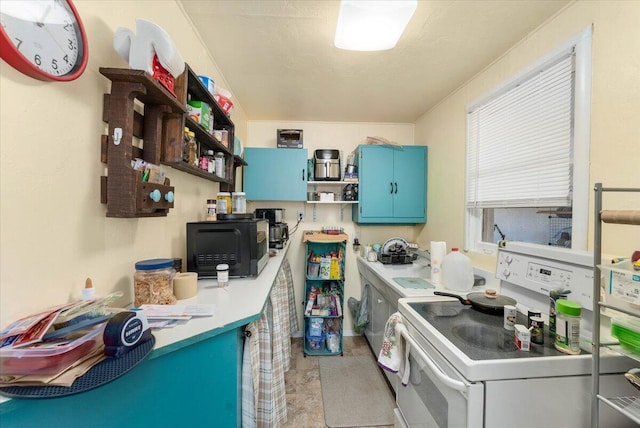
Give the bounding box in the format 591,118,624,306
464,26,592,254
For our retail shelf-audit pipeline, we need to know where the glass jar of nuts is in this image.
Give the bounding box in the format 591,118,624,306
134,258,177,306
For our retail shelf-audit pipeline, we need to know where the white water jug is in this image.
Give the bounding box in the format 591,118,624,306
442,248,474,291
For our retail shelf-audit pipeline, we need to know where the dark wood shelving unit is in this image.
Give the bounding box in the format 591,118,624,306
162,64,244,192
99,67,185,217
100,64,247,217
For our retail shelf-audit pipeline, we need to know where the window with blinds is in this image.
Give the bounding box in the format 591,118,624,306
464,27,591,251
466,51,575,209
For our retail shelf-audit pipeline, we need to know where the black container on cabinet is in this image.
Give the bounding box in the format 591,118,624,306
277,129,303,148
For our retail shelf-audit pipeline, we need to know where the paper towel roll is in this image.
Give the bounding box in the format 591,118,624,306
173,272,198,300
430,241,446,285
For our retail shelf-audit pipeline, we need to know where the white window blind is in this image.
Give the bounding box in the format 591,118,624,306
466,52,575,208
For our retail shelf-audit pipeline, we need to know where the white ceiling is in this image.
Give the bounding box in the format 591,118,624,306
180,0,570,123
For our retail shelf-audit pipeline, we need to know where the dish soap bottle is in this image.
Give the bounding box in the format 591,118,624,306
442,248,474,291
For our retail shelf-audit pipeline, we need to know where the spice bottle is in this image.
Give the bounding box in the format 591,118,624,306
216,264,229,287
217,192,231,214
199,151,209,171
206,199,217,221
207,150,215,174
215,152,225,179
182,127,191,162
187,131,197,166
554,299,581,355
134,258,177,307
231,192,246,214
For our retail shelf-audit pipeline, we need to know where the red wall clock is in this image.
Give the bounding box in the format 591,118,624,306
0,0,88,82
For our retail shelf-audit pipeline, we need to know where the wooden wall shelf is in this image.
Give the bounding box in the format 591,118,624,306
99,65,247,217
99,67,184,217
162,64,243,192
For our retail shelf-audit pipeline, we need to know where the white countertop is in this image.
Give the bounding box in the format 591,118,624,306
0,243,290,406
151,242,290,357
357,254,499,299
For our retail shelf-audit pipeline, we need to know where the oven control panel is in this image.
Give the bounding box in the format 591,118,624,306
495,243,593,310
525,262,572,287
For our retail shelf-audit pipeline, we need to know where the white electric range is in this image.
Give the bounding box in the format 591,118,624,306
395,242,636,428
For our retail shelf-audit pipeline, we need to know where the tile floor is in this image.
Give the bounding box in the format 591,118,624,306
281,335,395,428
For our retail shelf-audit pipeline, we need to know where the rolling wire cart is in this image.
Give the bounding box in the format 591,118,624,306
302,230,347,356
591,183,640,427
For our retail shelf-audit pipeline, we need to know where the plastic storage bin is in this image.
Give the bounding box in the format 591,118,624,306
0,323,106,375
611,316,640,355
600,260,640,316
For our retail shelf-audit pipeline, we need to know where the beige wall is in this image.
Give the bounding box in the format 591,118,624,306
414,0,640,271
3,0,638,332
0,1,247,326
246,120,416,331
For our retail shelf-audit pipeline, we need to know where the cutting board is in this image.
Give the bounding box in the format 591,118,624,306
393,277,434,289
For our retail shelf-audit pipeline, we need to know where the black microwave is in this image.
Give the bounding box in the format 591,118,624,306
186,219,269,278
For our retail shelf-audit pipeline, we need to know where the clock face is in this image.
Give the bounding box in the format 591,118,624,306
0,0,88,81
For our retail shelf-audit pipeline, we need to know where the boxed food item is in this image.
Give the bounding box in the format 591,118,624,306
611,316,640,355
601,260,640,315
187,100,213,133
319,192,335,202
306,334,325,351
514,324,530,351
0,323,106,375
198,75,215,95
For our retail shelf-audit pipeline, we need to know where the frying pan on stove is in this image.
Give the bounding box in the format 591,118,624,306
434,289,516,314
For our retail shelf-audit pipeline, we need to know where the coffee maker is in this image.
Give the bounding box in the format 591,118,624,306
254,208,289,249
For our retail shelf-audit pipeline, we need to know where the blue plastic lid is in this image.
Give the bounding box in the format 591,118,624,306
135,258,174,271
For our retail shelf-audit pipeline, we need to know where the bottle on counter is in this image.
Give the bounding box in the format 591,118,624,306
216,264,229,287
82,277,95,301
554,299,581,355
442,248,474,291
134,258,177,307
206,199,217,221
549,288,571,338
217,192,231,215
231,192,246,214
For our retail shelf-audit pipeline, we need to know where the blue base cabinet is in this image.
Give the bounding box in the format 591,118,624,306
352,145,427,224
243,148,308,201
0,328,243,428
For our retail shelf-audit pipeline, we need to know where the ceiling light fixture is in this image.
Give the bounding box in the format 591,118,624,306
334,0,417,51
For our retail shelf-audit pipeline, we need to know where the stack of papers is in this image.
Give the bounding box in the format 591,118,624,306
140,304,215,329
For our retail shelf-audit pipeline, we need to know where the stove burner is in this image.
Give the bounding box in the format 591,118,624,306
451,324,518,352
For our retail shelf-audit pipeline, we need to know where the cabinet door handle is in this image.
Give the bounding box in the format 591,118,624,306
394,182,398,194
302,169,305,181
390,182,394,194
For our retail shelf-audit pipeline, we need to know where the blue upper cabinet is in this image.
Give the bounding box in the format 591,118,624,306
243,148,308,201
353,145,427,224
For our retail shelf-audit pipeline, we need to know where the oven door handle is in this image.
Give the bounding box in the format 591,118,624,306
399,326,467,392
